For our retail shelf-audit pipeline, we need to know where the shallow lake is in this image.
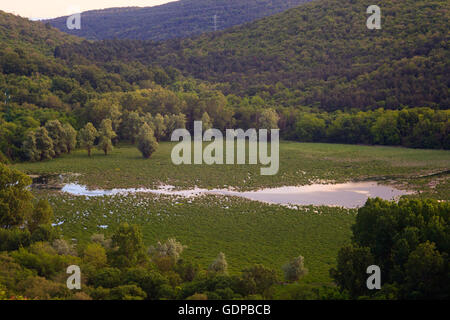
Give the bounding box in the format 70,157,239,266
61,182,413,209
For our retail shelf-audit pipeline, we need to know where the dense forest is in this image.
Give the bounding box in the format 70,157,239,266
55,0,449,111
46,0,311,41
1,0,450,166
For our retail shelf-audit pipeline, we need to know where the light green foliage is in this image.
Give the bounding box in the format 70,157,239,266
34,127,55,160
201,112,212,131
83,243,107,269
28,199,53,233
97,119,117,155
258,108,279,130
295,113,326,142
45,120,67,156
137,123,158,159
152,113,166,141
62,123,77,154
110,223,146,268
0,163,33,229
88,98,122,131
120,111,144,144
78,122,98,157
22,131,39,162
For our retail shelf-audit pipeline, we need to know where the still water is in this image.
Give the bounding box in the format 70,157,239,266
61,181,413,209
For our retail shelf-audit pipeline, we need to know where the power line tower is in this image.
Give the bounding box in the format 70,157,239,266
213,14,218,31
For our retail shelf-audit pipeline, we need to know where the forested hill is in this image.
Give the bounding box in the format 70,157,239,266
46,0,312,41
55,0,450,111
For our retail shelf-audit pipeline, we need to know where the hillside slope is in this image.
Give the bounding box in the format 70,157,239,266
46,0,311,41
55,0,450,111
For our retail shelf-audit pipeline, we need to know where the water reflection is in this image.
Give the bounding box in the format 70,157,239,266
61,182,413,208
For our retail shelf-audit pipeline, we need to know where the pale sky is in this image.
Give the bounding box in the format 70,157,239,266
1,0,177,19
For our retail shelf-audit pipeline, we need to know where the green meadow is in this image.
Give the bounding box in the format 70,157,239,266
14,141,450,196
14,142,449,284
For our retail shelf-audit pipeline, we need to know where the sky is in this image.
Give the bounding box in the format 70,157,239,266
1,0,177,20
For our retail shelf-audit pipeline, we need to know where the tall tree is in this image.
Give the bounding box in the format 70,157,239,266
258,108,279,130
34,127,55,161
62,123,77,154
0,163,33,229
152,113,166,141
22,131,39,162
78,122,98,157
137,123,158,159
201,112,213,131
45,120,67,156
110,223,146,268
28,199,53,233
97,119,117,155
121,111,144,144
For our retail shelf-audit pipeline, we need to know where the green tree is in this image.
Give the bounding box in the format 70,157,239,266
110,223,146,268
78,122,98,157
120,111,144,144
34,127,55,160
201,112,213,131
45,120,67,156
329,245,375,298
242,264,279,296
404,241,448,299
28,199,53,233
22,131,39,161
282,255,308,282
82,243,107,273
208,252,228,275
137,123,158,159
152,113,166,141
295,113,326,142
62,123,77,154
97,119,117,155
258,108,279,130
0,163,33,229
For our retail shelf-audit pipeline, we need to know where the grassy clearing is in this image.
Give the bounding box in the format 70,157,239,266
13,142,448,284
13,142,450,198
41,191,355,284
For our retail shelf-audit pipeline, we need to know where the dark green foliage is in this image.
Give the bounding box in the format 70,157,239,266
329,245,375,298
30,224,60,243
109,223,147,268
46,0,311,41
332,198,450,299
0,228,31,251
137,123,158,159
0,163,33,229
241,264,279,296
89,267,122,288
28,199,54,233
55,0,449,112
